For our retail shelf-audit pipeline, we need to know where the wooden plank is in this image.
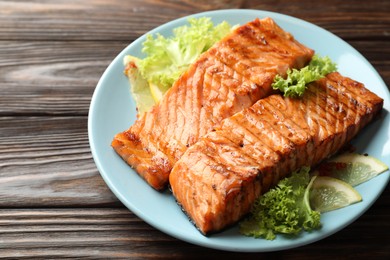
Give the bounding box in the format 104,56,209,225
0,0,388,41
0,0,243,41
0,40,127,87
0,41,127,116
0,40,389,116
0,204,388,258
0,116,120,207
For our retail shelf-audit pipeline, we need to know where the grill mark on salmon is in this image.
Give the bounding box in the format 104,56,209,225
263,96,314,167
211,21,307,87
169,72,384,235
112,17,314,190
242,107,296,185
217,117,283,185
213,114,290,192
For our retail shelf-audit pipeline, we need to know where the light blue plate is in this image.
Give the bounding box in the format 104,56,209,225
88,9,390,252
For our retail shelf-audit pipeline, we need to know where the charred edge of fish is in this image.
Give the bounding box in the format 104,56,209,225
124,131,141,144
167,183,174,194
170,168,264,236
172,196,206,235
200,187,265,236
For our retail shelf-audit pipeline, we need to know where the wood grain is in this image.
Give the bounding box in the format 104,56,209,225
0,0,388,41
0,206,388,258
0,0,245,41
0,116,120,208
0,41,127,116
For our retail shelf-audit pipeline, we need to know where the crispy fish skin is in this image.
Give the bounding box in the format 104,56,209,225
169,72,384,235
112,17,314,190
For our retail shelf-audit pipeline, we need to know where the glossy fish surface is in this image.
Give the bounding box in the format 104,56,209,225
112,17,314,190
169,72,384,235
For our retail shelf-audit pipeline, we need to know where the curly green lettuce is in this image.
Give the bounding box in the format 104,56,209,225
138,17,233,90
272,54,337,97
239,167,321,240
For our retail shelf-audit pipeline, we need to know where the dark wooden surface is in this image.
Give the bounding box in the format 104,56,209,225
0,0,389,258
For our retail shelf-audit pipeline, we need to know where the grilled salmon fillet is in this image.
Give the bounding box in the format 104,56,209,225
169,72,383,235
112,17,314,190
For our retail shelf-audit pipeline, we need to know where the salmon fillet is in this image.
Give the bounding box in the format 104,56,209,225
169,72,383,235
112,17,314,190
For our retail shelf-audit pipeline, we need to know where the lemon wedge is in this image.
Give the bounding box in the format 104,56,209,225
149,81,170,103
309,176,362,213
123,55,156,115
318,153,388,186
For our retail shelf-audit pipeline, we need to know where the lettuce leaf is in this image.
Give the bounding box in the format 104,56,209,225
239,167,321,240
272,54,337,97
138,17,233,90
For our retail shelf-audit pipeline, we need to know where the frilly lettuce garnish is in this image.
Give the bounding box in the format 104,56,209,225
138,17,233,90
272,54,337,97
239,167,321,240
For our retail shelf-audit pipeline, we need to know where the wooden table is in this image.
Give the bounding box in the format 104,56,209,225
1,0,389,258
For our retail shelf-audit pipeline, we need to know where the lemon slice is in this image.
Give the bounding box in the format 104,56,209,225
123,55,156,115
318,153,388,186
149,81,170,103
309,176,362,213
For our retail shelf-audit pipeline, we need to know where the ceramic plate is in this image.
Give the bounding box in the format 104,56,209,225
88,9,390,252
